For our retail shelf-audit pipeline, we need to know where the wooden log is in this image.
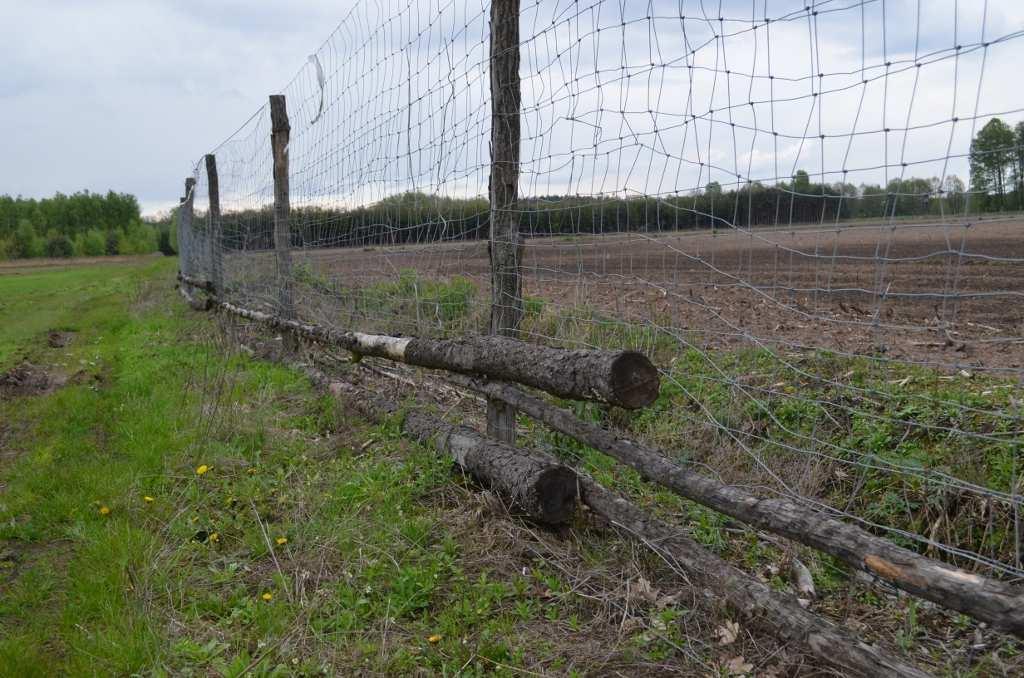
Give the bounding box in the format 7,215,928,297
487,0,523,443
204,153,224,296
297,366,927,675
212,300,659,408
579,477,932,677
269,95,296,328
300,367,577,524
179,177,196,291
442,374,1024,637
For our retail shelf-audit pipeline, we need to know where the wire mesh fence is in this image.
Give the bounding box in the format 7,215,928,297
178,0,1024,579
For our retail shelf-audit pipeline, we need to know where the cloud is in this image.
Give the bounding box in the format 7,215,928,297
1,0,1022,217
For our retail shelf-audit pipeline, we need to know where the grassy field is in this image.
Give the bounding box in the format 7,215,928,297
0,258,727,676
2,257,1021,676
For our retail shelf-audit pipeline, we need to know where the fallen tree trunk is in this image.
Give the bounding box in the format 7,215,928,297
203,294,658,409
579,477,932,677
300,366,577,524
442,373,1024,637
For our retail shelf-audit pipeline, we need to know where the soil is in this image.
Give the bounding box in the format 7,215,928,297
237,217,1024,372
0,363,59,399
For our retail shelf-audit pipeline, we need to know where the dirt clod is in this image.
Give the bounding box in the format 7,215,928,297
47,330,75,348
0,363,59,398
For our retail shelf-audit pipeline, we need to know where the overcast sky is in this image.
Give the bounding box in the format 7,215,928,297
0,1,356,216
2,0,1023,218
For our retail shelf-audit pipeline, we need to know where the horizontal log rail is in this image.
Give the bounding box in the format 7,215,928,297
178,270,1022,637
176,275,659,409
301,366,576,523
300,365,930,677
442,373,1024,637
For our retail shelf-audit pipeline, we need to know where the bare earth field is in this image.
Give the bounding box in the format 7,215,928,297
243,217,1024,371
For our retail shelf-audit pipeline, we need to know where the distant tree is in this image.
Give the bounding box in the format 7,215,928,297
79,229,106,256
105,229,121,256
1014,121,1024,209
969,118,1016,209
13,219,41,258
792,170,811,193
157,226,175,256
44,234,74,258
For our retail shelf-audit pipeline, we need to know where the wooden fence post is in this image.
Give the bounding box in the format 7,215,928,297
269,95,297,349
205,154,224,296
487,0,523,443
180,177,196,291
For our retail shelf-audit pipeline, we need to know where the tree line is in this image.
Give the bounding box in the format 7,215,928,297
0,191,173,260
195,117,1023,251
5,118,1020,260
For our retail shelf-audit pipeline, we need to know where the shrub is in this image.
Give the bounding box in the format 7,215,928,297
13,219,42,258
78,230,107,257
44,234,75,258
105,230,121,255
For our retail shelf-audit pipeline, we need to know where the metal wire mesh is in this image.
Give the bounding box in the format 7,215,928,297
180,0,1024,578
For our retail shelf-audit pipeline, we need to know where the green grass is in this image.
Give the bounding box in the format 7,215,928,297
0,259,701,675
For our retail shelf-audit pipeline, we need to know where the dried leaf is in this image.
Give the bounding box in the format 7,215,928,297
725,655,754,675
716,620,740,645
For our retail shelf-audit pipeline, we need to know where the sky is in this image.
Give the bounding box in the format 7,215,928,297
2,0,1023,218
0,0,356,216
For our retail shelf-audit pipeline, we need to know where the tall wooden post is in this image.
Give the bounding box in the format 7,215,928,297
269,95,296,341
180,177,196,291
205,154,224,296
487,0,523,443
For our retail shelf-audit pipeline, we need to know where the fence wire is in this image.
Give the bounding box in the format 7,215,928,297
179,0,1024,578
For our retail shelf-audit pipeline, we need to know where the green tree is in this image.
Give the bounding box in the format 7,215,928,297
969,118,1016,209
78,229,107,256
44,233,74,258
13,219,41,258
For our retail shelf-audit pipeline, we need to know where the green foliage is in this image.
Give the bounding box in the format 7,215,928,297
43,233,74,258
0,191,153,260
13,219,42,258
77,229,107,257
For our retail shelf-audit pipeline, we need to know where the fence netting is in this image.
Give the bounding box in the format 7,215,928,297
179,0,1024,578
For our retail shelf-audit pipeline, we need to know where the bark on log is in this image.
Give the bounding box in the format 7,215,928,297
269,95,296,327
443,374,1024,637
487,0,524,444
305,369,928,675
178,281,211,311
179,178,196,292
209,299,659,408
300,367,577,524
579,478,932,678
204,153,224,296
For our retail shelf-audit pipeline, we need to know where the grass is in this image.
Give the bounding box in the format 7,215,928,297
0,258,720,675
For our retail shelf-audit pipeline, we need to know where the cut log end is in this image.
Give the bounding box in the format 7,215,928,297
609,351,660,409
534,466,579,524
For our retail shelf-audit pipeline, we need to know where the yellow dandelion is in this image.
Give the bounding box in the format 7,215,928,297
143,496,154,503
428,634,442,644
261,592,273,602
209,532,220,543
98,505,111,516
275,537,288,546
196,464,210,476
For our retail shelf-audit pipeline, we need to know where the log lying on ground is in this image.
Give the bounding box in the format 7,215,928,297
443,373,1024,637
202,294,658,409
300,366,577,524
177,278,212,312
579,477,932,678
303,367,929,676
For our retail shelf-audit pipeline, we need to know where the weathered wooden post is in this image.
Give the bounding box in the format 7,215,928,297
205,154,224,296
269,95,297,349
180,177,196,292
487,0,523,443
